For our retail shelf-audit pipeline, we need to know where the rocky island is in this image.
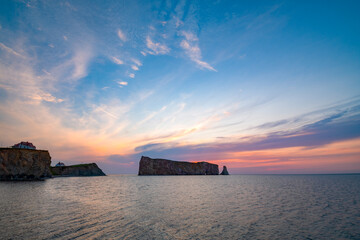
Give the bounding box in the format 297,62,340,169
138,156,222,175
51,163,106,177
0,148,52,180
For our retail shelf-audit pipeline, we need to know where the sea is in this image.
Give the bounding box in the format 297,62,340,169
0,174,359,240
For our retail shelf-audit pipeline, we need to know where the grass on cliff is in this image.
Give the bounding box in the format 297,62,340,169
51,163,94,168
67,163,94,167
50,163,94,175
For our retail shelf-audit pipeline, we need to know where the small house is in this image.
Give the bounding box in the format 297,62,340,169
55,162,65,167
12,141,36,150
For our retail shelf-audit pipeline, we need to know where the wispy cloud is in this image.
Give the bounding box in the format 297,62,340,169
134,106,360,159
132,58,142,66
0,43,25,58
131,65,139,71
146,36,170,55
95,106,118,119
138,105,167,126
50,43,94,82
31,92,64,103
117,29,127,42
161,102,186,123
129,73,135,78
112,56,124,65
179,31,216,71
174,16,183,28
181,31,198,41
70,46,93,80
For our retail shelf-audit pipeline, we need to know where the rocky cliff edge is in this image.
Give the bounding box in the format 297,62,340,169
0,148,52,180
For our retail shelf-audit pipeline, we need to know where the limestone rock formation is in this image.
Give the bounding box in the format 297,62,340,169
51,163,106,177
220,166,229,175
138,156,219,175
0,148,52,180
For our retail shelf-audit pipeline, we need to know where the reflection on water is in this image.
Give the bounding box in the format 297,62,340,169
1,175,360,239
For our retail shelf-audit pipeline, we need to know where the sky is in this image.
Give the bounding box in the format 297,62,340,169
0,0,359,174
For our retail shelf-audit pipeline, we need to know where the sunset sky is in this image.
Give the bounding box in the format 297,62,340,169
0,0,359,174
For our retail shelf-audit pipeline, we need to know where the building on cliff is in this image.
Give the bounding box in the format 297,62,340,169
12,141,36,150
55,162,65,167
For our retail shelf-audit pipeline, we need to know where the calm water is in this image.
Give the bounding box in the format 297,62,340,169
0,175,359,239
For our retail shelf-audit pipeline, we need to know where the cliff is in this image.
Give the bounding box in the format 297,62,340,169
0,148,52,180
139,156,219,175
51,163,106,177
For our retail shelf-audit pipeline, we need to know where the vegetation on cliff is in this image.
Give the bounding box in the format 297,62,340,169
51,163,106,177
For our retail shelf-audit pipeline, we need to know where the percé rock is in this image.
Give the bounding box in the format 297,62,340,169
139,156,219,175
51,163,106,177
220,166,229,175
0,148,52,180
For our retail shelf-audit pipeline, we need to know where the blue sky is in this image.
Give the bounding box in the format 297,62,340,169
0,0,359,174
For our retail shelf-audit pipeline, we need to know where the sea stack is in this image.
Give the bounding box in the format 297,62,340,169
220,166,229,175
0,147,52,180
138,156,219,175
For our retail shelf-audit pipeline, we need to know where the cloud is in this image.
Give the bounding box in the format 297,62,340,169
179,32,216,71
130,103,360,165
256,119,293,129
131,65,139,71
174,16,183,28
132,58,142,66
31,92,64,103
146,36,170,55
51,44,94,81
0,43,25,58
117,81,128,87
117,29,127,42
138,105,167,126
181,31,198,41
134,143,165,152
112,56,124,65
95,106,118,119
129,73,135,78
161,102,186,123
70,46,93,79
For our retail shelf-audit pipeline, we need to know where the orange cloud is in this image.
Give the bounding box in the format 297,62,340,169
202,138,360,173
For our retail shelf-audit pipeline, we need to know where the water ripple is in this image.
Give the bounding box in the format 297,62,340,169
0,174,360,239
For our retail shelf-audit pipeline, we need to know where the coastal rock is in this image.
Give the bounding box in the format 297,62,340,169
0,148,52,180
220,166,229,175
51,163,106,177
138,156,219,175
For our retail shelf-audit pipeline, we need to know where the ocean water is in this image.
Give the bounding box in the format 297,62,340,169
0,175,359,240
